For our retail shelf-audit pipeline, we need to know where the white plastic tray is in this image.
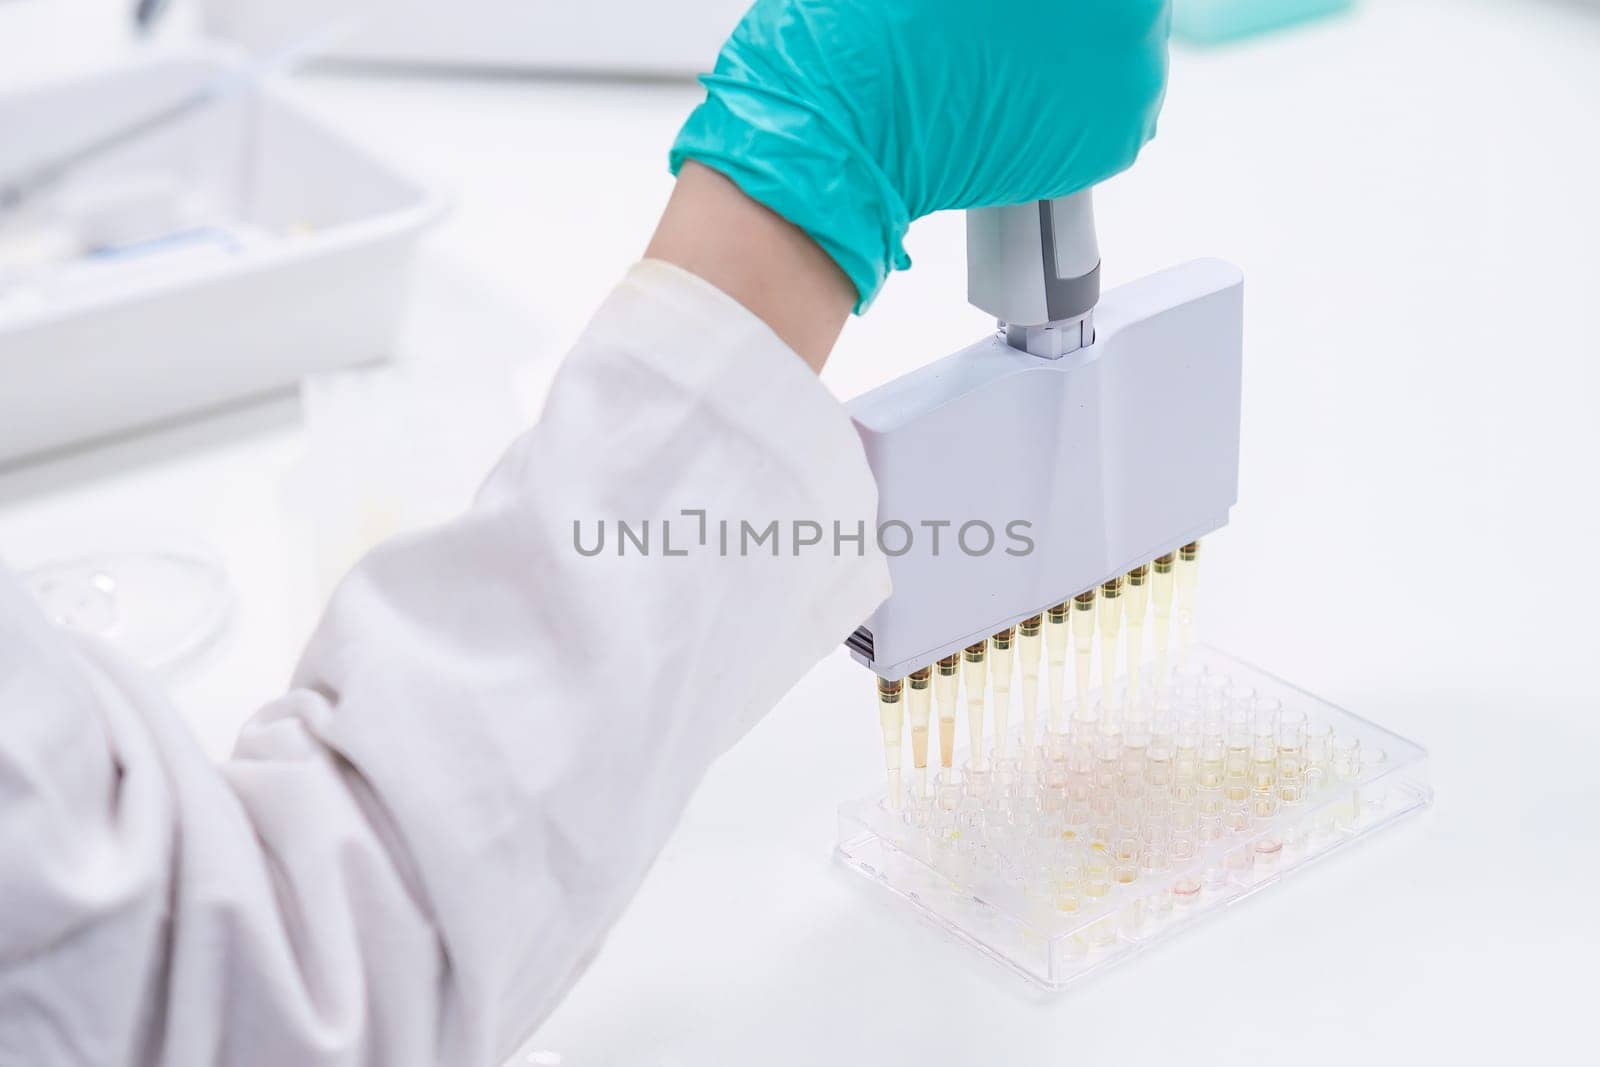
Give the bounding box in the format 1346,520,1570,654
0,49,443,464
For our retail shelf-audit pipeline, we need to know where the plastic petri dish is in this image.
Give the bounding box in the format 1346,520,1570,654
23,549,231,675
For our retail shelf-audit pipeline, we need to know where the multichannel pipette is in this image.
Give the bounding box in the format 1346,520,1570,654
849,189,1242,800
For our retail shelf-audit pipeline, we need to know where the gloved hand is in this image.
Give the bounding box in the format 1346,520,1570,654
670,0,1171,310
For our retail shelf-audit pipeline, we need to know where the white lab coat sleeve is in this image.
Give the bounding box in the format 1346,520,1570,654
0,258,892,1066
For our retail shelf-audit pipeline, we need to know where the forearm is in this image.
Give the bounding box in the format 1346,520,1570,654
646,160,855,373
292,260,889,1056
269,166,869,1056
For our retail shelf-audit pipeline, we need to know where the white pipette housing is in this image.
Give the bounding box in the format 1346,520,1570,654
845,191,1244,680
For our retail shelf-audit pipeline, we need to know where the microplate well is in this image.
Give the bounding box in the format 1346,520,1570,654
836,647,1431,990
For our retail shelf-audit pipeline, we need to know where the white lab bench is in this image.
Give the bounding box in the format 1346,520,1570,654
2,0,1598,1063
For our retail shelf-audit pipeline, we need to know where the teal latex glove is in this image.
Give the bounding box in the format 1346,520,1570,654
670,0,1171,310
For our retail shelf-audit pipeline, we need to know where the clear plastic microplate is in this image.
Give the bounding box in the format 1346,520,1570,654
836,647,1431,990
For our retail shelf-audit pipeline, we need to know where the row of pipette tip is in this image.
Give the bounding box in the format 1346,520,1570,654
871,540,1384,928
875,541,1200,803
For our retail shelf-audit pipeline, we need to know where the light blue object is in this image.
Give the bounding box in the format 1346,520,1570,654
1172,0,1352,44
670,0,1171,311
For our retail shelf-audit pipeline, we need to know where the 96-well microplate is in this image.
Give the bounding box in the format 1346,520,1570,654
836,648,1431,990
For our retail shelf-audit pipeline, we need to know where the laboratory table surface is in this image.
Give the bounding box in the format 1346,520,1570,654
1,1,1597,1064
